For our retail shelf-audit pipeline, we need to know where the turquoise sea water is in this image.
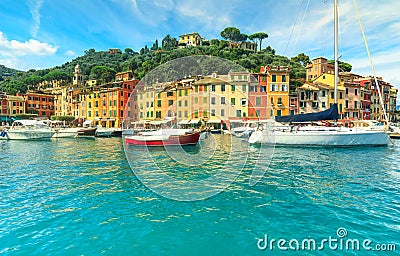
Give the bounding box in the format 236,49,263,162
0,136,399,255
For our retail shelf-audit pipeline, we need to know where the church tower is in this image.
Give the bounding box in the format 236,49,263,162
73,64,83,86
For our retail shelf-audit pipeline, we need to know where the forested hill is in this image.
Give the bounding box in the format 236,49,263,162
0,42,309,95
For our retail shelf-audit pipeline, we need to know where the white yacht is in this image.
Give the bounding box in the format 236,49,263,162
7,120,55,140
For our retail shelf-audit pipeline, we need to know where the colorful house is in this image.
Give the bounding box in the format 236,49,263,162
178,33,203,48
306,57,335,81
23,91,55,118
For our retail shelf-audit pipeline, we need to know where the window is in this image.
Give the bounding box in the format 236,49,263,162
168,100,174,106
231,85,235,91
277,97,282,105
280,84,288,92
88,111,91,117
249,85,255,92
345,100,349,108
221,84,225,92
157,100,162,107
231,98,236,105
277,110,282,117
211,97,216,105
221,109,225,116
195,97,198,104
331,92,334,99
167,91,174,97
178,101,182,107
88,102,92,108
178,90,182,97
322,102,326,108
270,84,278,92
203,97,207,104
221,97,226,104
211,109,216,116
272,75,276,82
256,110,260,117
346,88,349,94
354,101,358,109
256,97,261,106
242,85,246,92
156,111,162,118
114,100,117,106
314,92,318,101
184,100,188,107
322,90,326,97
242,112,246,117
355,89,358,95
241,98,247,106
260,86,266,92
262,76,267,82
211,84,216,92
236,110,241,117
282,75,286,82
339,92,343,99
121,101,124,107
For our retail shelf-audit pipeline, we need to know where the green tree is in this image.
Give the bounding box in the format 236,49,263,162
220,27,241,42
162,35,178,51
124,48,134,55
291,53,311,67
328,60,352,72
249,32,268,52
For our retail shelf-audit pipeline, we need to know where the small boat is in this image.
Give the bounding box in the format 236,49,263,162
111,129,123,137
77,127,97,137
7,120,55,140
125,129,200,146
52,127,79,138
95,126,113,137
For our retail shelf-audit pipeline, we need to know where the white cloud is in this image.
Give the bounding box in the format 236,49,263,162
28,0,44,37
0,31,58,57
64,50,77,56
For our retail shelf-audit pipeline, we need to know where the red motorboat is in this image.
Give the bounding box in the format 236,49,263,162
125,129,200,146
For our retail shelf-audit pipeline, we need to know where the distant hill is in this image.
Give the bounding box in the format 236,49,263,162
0,42,307,95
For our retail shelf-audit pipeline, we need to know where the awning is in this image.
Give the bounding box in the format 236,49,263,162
189,119,200,124
207,117,222,124
178,120,190,125
150,120,166,125
229,119,243,123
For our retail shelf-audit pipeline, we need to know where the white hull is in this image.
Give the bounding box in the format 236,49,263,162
95,129,113,137
7,129,55,140
52,128,79,138
249,128,389,146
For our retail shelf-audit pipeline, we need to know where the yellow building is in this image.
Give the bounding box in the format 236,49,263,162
259,66,290,118
6,95,25,116
178,33,203,48
306,57,335,81
314,73,345,116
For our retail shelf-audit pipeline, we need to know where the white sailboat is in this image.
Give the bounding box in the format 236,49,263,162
248,0,389,146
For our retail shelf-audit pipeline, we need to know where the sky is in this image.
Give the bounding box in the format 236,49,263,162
0,0,399,89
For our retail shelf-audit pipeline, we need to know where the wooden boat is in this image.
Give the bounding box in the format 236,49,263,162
125,129,200,146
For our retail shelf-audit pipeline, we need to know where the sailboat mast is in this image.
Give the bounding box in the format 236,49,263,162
334,0,339,105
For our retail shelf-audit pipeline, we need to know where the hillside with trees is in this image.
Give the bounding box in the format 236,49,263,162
0,26,317,94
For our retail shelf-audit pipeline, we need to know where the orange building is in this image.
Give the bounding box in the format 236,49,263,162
23,92,55,117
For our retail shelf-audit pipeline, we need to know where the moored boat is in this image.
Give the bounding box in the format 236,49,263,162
77,127,97,137
125,129,200,146
52,127,80,138
7,120,55,140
